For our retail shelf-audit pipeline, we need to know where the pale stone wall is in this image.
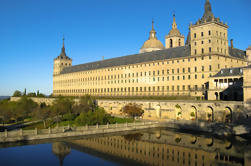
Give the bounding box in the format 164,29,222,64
53,58,72,75
243,67,251,112
98,99,245,123
10,97,246,123
190,22,228,56
52,54,247,98
165,36,184,49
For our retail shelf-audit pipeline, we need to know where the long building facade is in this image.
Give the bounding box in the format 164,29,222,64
53,0,250,100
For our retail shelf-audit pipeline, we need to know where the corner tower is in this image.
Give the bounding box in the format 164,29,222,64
140,20,164,53
165,14,184,49
53,37,72,76
190,0,228,56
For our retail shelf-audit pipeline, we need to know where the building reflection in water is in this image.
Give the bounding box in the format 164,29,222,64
52,142,71,166
64,129,251,166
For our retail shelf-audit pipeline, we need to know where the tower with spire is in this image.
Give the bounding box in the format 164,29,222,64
53,37,72,76
189,0,229,56
165,14,184,49
140,20,165,53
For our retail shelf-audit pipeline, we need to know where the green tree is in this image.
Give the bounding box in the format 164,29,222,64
27,92,36,97
23,88,27,96
13,90,22,97
73,95,96,114
16,96,38,121
51,97,74,125
121,103,144,118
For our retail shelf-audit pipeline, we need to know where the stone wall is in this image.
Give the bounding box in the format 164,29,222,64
98,99,246,123
10,97,248,123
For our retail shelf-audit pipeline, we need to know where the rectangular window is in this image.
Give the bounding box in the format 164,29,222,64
208,30,211,35
201,32,204,37
202,66,204,72
194,33,196,38
183,85,185,90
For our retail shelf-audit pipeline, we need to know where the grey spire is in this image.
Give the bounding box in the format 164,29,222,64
55,36,71,60
202,0,214,22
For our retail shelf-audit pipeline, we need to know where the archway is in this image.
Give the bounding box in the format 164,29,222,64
190,106,197,120
215,92,218,100
155,105,161,118
175,104,182,120
206,106,214,122
224,107,232,123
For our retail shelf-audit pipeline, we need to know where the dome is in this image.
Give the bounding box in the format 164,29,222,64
141,38,164,49
140,20,164,53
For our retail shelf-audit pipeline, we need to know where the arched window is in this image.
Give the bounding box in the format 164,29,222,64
178,39,181,46
170,39,173,48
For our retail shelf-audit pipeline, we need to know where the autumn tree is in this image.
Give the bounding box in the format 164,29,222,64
121,103,144,118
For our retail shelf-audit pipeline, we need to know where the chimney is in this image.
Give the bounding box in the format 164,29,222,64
230,39,234,49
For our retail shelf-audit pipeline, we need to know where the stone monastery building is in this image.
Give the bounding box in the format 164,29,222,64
53,0,251,101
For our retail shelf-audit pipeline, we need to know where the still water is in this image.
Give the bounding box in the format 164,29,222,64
0,128,251,166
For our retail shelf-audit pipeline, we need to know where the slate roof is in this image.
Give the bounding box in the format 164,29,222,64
228,47,246,59
211,67,243,78
60,45,246,74
60,45,190,74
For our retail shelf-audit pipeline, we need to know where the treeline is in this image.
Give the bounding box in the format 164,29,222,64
12,89,47,97
0,95,134,128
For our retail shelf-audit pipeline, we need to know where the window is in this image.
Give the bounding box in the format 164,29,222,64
202,48,204,54
183,68,185,73
209,47,212,53
194,67,197,72
183,76,185,80
201,41,204,44
179,39,181,46
170,39,173,48
209,65,212,71
209,39,211,43
208,30,211,35
202,74,204,78
195,85,198,90
188,67,191,73
201,32,204,37
218,64,220,69
202,66,204,72
194,33,196,38
194,42,197,46
194,49,197,55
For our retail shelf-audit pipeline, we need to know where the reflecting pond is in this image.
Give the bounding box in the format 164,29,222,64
0,128,251,166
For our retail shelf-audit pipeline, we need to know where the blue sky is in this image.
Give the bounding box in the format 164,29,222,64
0,0,250,96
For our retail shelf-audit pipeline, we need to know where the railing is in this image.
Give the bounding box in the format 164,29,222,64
0,121,158,142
